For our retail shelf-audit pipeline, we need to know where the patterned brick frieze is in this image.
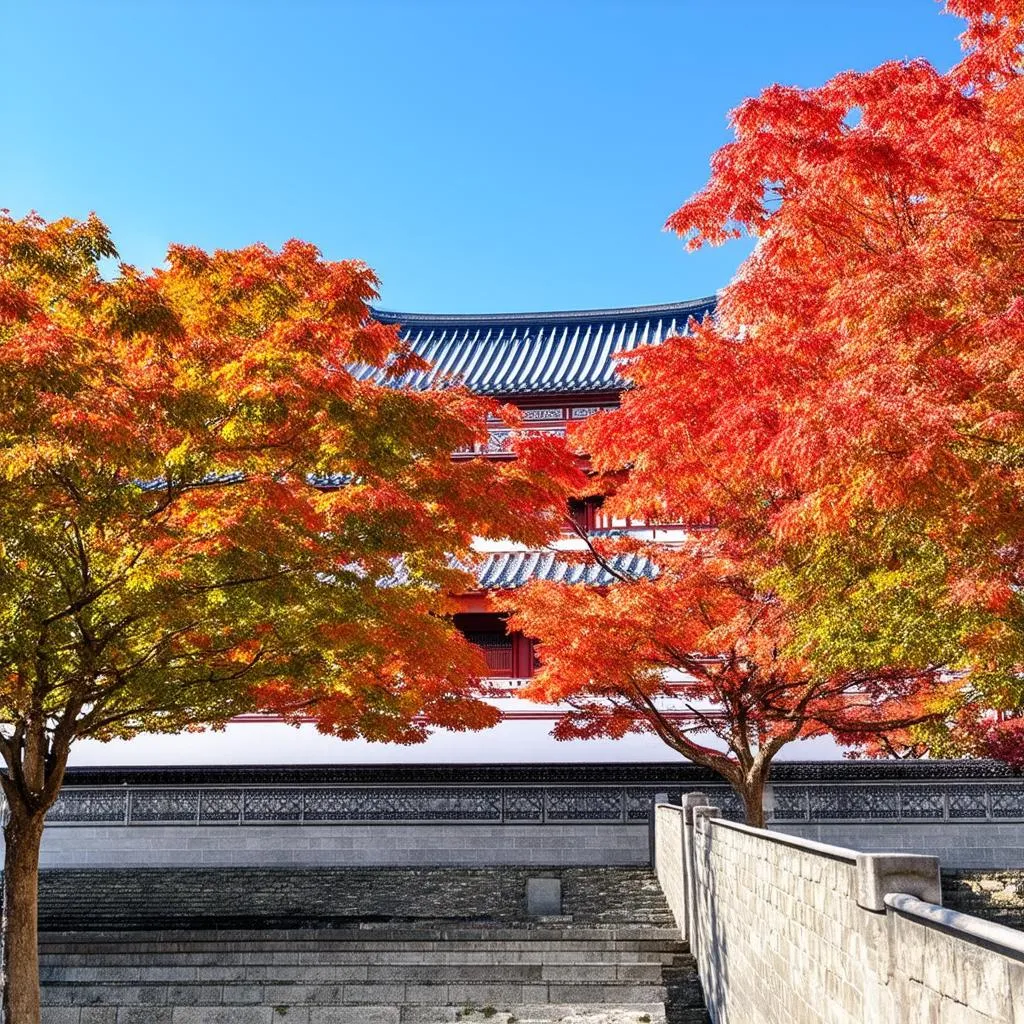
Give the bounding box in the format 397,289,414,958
130,789,200,822
38,775,1024,828
545,787,623,821
503,788,544,821
947,784,990,818
46,789,126,824
520,407,565,421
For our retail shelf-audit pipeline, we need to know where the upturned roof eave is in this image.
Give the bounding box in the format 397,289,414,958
372,296,717,329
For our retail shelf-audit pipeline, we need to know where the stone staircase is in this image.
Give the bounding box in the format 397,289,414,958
35,868,707,1024
941,869,1024,931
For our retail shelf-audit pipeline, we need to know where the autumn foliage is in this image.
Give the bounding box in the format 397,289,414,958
502,0,1024,815
0,213,573,1022
663,0,1024,763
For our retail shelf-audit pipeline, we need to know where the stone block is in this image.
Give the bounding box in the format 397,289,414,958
40,1011,81,1024
856,853,941,911
679,793,710,824
80,1012,118,1024
399,1011,460,1024
163,985,223,1006
116,1011,175,1024
309,1010,398,1024
339,983,406,1005
445,983,526,1005
540,962,618,982
171,1010,268,1024
402,984,451,1004
526,876,562,916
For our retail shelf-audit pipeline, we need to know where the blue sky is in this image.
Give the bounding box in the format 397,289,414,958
3,1,966,314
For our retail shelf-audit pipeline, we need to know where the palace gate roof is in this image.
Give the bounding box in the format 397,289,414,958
363,297,716,396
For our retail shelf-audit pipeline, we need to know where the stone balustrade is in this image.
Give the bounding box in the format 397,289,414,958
655,798,1024,1023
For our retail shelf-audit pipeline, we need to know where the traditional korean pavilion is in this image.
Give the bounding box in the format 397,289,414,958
370,297,716,685
75,294,852,765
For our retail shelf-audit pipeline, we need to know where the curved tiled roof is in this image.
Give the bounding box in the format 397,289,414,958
384,550,656,589
363,297,716,396
474,550,655,588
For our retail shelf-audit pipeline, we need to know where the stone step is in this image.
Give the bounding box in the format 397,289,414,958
36,867,677,933
41,948,684,967
41,947,684,964
42,961,666,984
41,936,686,951
37,942,688,958
41,979,669,1007
41,1004,670,1024
32,863,707,1023
41,925,685,943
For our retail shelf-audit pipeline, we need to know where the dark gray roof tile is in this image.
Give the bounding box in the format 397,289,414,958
473,550,656,588
383,550,656,589
363,298,716,396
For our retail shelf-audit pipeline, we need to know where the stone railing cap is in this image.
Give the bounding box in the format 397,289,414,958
856,853,941,912
885,893,1024,960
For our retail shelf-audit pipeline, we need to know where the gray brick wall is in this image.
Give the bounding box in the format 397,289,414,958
776,821,1024,869
34,815,1024,871
37,823,650,869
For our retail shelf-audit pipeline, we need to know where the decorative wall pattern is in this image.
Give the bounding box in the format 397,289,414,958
570,406,618,419
545,787,622,821
481,426,566,453
503,789,544,821
47,789,126,824
40,780,1024,827
131,790,199,822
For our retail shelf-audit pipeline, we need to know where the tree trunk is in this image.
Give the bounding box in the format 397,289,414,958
738,772,767,828
2,806,46,1024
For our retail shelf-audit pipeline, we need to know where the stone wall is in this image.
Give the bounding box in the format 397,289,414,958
654,804,686,930
37,815,1024,870
30,761,1024,870
38,822,650,869
654,801,1024,1023
775,821,1024,869
33,866,675,930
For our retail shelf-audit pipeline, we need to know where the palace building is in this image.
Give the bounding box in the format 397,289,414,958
372,297,716,687
68,296,844,766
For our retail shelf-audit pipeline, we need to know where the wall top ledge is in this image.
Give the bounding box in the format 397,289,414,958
884,893,1024,960
59,758,1023,788
711,817,858,864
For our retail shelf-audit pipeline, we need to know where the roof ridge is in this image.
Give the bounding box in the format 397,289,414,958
372,296,716,328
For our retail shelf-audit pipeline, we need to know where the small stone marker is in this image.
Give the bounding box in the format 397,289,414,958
526,876,562,917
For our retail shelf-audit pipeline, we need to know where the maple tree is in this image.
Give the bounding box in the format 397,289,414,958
0,212,571,1023
501,0,1024,815
499,499,945,828
659,0,1024,766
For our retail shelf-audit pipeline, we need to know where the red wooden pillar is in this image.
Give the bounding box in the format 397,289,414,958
512,633,535,679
